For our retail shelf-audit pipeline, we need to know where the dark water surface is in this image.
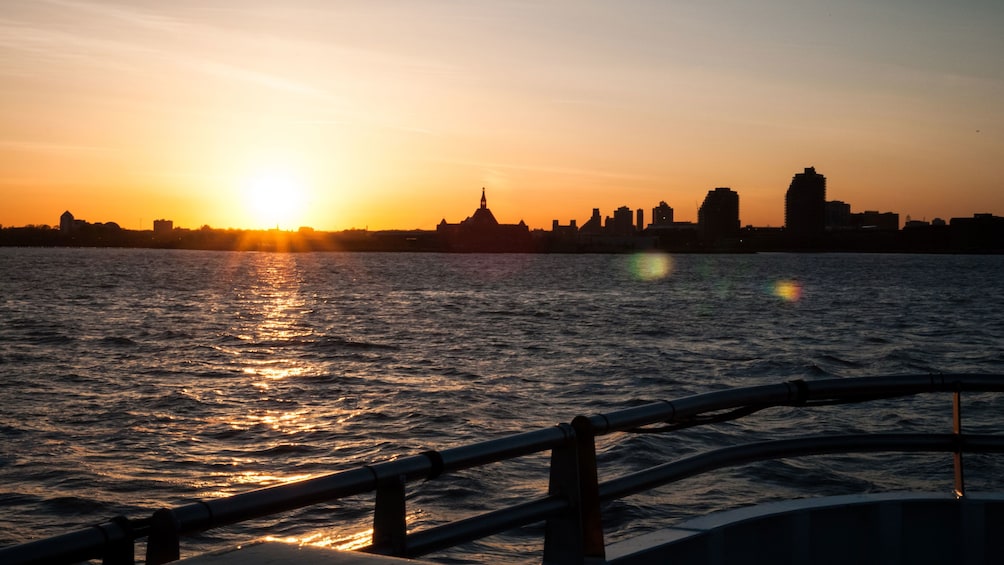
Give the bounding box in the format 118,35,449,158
2,249,1003,561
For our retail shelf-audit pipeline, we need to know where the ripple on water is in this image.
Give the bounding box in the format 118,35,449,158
0,250,1002,559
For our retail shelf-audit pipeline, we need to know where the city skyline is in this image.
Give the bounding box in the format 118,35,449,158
9,169,992,235
2,1,1003,231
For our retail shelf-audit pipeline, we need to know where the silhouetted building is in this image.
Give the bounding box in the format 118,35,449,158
609,206,635,236
579,208,604,235
827,201,899,231
153,219,174,233
60,211,75,233
785,167,826,238
854,211,899,231
59,210,89,234
650,201,674,226
436,188,532,252
698,187,740,243
826,200,852,230
551,219,578,237
949,213,1004,251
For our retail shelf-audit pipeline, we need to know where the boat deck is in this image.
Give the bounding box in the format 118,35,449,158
178,542,434,564
606,492,1004,565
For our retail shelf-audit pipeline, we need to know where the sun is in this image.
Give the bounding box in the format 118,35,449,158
241,168,308,229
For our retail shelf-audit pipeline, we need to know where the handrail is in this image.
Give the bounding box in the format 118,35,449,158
599,433,1004,503
2,373,1003,564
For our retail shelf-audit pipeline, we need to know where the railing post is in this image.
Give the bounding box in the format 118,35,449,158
543,423,581,564
145,508,181,565
953,390,965,498
543,418,605,564
572,416,605,563
100,516,135,565
370,474,408,556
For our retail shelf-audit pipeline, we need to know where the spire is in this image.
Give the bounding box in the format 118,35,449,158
480,187,487,210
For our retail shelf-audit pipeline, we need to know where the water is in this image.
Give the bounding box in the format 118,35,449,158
1,249,1003,561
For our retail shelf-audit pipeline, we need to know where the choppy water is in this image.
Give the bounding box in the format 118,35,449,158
1,248,1003,562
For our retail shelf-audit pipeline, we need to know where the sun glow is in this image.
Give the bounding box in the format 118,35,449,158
241,168,309,229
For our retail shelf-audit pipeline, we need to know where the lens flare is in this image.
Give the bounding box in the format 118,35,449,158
773,280,803,302
630,252,673,281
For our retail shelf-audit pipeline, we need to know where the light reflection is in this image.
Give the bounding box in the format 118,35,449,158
200,254,333,498
230,470,312,486
629,252,673,281
773,280,803,302
193,470,313,499
260,508,425,552
206,406,320,434
236,254,316,387
264,529,375,552
243,255,310,346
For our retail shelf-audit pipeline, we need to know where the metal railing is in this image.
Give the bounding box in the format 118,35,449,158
3,374,1004,564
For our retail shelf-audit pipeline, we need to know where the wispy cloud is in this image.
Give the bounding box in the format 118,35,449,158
0,139,114,153
5,0,329,99
442,158,656,183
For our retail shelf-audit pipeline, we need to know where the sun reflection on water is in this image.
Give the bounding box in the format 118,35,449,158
263,529,375,552
260,507,426,552
200,254,338,496
193,470,315,499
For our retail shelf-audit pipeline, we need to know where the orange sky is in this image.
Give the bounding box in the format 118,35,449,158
2,1,1002,231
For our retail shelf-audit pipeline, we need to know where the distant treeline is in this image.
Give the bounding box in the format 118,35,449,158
1,219,1003,254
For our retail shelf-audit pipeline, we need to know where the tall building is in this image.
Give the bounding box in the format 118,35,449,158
826,200,852,230
651,201,674,226
59,211,75,233
785,167,826,238
579,208,604,234
697,187,740,242
610,206,635,235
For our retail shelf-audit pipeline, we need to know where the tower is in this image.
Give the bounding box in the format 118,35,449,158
698,187,740,242
59,211,75,233
785,167,826,238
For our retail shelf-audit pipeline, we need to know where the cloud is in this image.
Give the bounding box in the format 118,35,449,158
442,158,656,183
4,0,328,98
0,139,114,153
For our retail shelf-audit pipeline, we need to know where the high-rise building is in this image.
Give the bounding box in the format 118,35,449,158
579,208,604,234
826,200,852,230
698,187,740,242
785,167,826,237
651,201,674,226
59,211,75,233
610,206,635,235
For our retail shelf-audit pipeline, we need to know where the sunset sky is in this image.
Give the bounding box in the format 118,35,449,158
2,0,1002,231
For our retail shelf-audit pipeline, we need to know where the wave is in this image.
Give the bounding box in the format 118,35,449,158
307,336,399,351
21,330,75,345
259,443,320,456
2,251,1003,560
99,336,139,347
38,495,111,516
